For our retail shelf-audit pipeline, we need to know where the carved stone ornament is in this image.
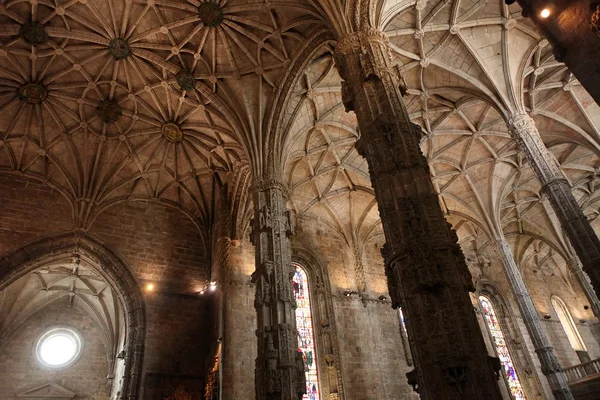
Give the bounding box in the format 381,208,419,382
96,100,123,123
108,38,132,60
334,27,503,399
176,70,196,91
198,2,223,27
16,382,75,399
19,21,49,46
592,3,600,36
17,83,48,104
162,122,184,143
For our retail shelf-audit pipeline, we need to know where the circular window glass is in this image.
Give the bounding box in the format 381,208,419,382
36,327,82,368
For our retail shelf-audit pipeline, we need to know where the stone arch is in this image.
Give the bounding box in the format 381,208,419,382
291,246,345,400
0,231,145,400
478,283,544,399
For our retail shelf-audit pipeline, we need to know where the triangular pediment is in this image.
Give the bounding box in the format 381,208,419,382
17,382,75,399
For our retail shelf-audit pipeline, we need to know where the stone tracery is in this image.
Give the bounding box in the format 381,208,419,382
0,0,599,399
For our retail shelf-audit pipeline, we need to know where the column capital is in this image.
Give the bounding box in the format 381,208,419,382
508,112,536,132
253,176,290,197
334,28,390,57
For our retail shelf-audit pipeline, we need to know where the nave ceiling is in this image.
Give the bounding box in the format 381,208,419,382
0,0,599,285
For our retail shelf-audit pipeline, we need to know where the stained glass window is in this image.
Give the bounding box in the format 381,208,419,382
293,264,320,400
479,296,526,400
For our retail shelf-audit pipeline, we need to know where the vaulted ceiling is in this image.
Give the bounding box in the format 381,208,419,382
0,0,599,280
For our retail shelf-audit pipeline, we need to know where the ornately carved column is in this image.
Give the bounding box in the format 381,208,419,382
509,113,600,294
566,256,600,319
252,177,304,400
496,238,574,400
334,29,502,400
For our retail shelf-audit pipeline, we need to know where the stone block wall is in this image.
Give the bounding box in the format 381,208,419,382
0,174,73,255
294,219,412,400
0,176,214,398
0,301,108,399
142,294,212,380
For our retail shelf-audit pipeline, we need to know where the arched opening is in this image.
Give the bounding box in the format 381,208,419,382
293,264,320,400
551,296,588,362
479,295,527,400
0,232,145,400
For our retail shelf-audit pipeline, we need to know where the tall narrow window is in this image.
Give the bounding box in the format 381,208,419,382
551,296,586,352
293,264,320,400
397,308,413,366
479,296,526,400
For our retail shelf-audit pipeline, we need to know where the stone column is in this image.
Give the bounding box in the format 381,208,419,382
496,238,573,400
252,177,304,400
566,256,600,319
508,113,600,295
334,29,503,400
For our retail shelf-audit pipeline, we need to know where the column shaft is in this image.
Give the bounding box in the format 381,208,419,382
334,29,502,400
252,178,304,400
509,113,600,295
567,256,600,319
496,239,573,400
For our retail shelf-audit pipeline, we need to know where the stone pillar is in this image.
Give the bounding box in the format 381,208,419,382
334,29,503,400
566,256,600,319
509,113,600,296
252,177,304,400
496,238,573,400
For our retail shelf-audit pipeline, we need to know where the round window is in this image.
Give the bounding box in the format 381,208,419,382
36,327,83,369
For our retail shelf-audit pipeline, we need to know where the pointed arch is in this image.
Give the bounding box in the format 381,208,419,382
551,296,587,353
292,246,345,400
0,231,146,400
477,286,532,400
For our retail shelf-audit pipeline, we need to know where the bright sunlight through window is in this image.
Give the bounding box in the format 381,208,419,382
36,327,82,368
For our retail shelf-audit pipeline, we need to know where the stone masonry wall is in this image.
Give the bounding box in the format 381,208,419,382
0,175,214,398
0,301,108,399
294,218,413,400
0,174,73,255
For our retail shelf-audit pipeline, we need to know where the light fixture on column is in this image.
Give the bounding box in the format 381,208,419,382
209,281,217,292
146,283,154,292
540,8,551,18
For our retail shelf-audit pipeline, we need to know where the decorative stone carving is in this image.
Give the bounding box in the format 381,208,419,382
96,100,123,123
334,29,502,400
253,177,303,400
162,122,184,143
495,238,573,399
108,38,132,60
198,3,223,27
592,3,600,36
19,21,48,46
566,256,600,318
17,83,47,104
508,113,600,304
176,70,196,91
16,382,75,399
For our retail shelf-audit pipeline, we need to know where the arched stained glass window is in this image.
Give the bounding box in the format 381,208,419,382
293,264,320,400
551,296,586,352
479,296,526,400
